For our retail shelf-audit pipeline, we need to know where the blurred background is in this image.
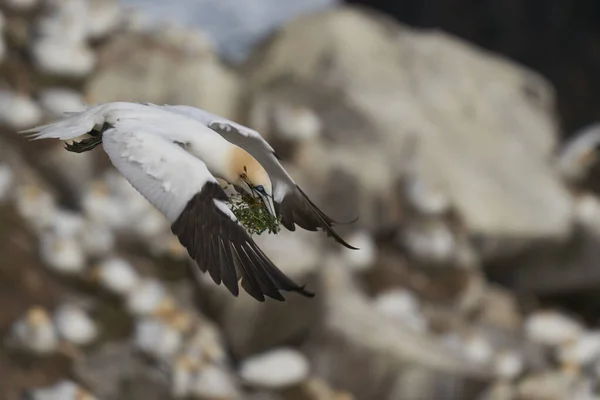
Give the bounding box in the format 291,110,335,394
1,0,600,399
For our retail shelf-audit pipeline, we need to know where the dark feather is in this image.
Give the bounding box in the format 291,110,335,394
218,238,239,296
277,185,359,250
206,119,357,249
171,181,314,301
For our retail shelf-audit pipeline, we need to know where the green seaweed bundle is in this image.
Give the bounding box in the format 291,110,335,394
227,191,281,236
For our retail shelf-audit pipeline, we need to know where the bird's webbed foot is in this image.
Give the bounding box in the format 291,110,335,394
64,135,103,153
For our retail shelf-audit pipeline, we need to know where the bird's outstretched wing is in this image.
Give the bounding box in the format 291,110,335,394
102,124,313,302
150,104,358,250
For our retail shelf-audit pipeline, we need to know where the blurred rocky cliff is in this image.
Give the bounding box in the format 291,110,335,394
1,1,600,400
346,0,600,137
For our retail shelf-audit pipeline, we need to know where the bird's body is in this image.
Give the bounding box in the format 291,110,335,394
22,102,356,301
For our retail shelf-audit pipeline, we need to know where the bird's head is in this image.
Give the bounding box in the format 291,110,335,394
229,148,276,219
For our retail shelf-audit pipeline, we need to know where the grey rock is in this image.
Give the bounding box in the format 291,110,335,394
74,341,172,400
0,137,58,199
239,348,310,389
302,256,492,400
516,370,588,400
189,257,321,359
245,6,573,254
475,284,523,333
555,122,600,183
119,0,339,63
514,226,600,296
36,143,97,206
477,382,516,400
279,378,355,400
85,31,242,120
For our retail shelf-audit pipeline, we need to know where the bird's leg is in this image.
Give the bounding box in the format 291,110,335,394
64,122,109,154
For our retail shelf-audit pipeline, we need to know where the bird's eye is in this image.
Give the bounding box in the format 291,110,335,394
255,185,265,193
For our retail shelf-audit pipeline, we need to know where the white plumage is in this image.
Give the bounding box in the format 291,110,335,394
22,101,357,301
53,304,98,346
125,278,171,316
7,306,58,355
103,125,214,222
24,379,97,400
92,257,140,295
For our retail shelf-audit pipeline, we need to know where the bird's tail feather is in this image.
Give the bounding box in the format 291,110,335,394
18,103,105,141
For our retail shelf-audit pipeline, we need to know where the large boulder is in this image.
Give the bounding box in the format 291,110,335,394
119,0,340,64
243,6,573,255
302,257,491,400
85,30,242,120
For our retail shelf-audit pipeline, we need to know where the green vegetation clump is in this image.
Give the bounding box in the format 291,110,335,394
228,192,281,235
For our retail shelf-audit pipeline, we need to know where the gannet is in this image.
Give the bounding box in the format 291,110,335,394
148,103,357,246
22,102,356,301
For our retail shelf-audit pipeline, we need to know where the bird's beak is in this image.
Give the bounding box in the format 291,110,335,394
258,193,277,220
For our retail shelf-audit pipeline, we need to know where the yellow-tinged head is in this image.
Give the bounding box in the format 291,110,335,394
228,147,276,218
27,306,51,326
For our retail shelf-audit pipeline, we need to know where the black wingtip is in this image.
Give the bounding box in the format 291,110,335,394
174,183,321,303
289,185,360,250
296,285,315,298
340,241,360,251
322,225,360,250
333,215,360,226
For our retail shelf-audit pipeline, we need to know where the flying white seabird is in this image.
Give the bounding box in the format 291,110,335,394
22,102,356,302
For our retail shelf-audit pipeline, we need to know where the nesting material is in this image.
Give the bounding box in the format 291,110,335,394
239,348,310,389
8,306,58,355
53,304,98,346
228,191,281,235
24,379,97,400
524,310,584,347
